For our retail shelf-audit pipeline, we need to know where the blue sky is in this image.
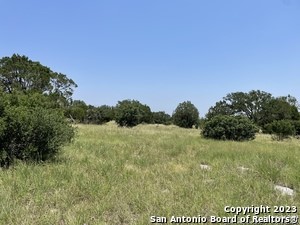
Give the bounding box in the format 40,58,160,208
1,0,300,116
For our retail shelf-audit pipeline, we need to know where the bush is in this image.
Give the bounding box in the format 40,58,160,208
0,92,75,167
152,111,171,125
172,101,199,128
2,91,61,109
291,120,300,136
264,120,295,140
202,115,258,141
65,100,88,123
115,100,152,127
85,105,115,124
98,105,115,123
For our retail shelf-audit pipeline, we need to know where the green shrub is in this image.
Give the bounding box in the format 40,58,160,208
85,105,115,124
0,92,75,167
291,120,300,136
115,100,152,127
172,101,199,128
65,100,88,123
97,105,115,123
152,111,171,125
1,91,60,109
264,120,295,141
202,115,258,141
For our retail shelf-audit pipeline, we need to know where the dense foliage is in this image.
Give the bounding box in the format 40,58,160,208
0,92,74,167
85,105,115,124
0,54,77,105
65,100,88,123
206,90,273,122
259,98,300,128
292,120,300,136
115,100,152,127
264,120,295,141
172,101,199,128
65,101,115,124
0,54,77,167
152,111,172,125
206,90,300,139
202,115,258,141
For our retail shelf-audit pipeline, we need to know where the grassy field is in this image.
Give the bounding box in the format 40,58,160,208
0,123,299,224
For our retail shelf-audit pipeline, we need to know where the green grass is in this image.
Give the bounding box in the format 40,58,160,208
0,122,299,224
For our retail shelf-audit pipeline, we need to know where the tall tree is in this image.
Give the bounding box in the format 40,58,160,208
206,100,233,119
224,90,272,123
206,90,272,123
0,54,77,104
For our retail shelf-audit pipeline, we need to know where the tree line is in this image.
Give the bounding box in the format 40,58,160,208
1,54,299,167
66,87,300,141
65,99,199,128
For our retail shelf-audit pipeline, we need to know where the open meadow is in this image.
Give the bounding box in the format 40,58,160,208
0,123,299,224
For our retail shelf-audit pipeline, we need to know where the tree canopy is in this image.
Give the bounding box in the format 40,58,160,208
115,100,152,127
152,111,172,125
258,98,300,127
206,90,272,123
172,101,199,128
0,54,77,104
0,54,77,167
205,90,300,139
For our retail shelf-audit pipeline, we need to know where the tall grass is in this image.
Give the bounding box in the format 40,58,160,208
0,123,299,224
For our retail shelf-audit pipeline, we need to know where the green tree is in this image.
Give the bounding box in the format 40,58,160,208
264,120,295,141
172,101,199,128
85,105,99,124
115,100,152,127
152,111,172,125
206,90,272,123
0,53,78,167
291,120,300,136
258,98,300,129
1,90,59,109
206,90,300,130
278,95,299,108
0,54,77,105
65,100,88,123
85,105,115,124
97,105,115,123
206,100,233,119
